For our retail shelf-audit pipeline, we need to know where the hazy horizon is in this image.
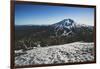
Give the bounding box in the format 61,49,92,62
15,3,95,26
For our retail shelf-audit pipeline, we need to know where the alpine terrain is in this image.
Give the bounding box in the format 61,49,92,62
14,18,94,66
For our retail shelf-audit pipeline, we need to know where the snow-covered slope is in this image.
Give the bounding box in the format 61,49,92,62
15,42,94,66
51,18,93,36
52,19,75,30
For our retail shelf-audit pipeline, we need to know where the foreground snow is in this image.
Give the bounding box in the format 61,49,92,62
15,42,94,66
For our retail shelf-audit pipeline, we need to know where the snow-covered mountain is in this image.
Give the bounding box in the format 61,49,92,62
51,18,93,36
52,19,75,30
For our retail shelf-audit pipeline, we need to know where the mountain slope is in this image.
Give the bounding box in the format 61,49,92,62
51,18,93,36
15,42,94,66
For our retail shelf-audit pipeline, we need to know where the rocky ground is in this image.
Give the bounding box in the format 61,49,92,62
15,42,94,66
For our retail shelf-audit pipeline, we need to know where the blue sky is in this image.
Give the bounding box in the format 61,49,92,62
15,3,94,26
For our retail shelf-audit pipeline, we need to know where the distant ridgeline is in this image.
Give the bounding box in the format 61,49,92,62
15,18,94,50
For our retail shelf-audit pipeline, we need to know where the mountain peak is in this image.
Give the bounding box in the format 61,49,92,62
61,18,74,26
52,18,75,26
51,18,75,30
51,18,76,36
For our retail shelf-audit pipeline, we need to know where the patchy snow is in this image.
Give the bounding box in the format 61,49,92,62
15,42,94,66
